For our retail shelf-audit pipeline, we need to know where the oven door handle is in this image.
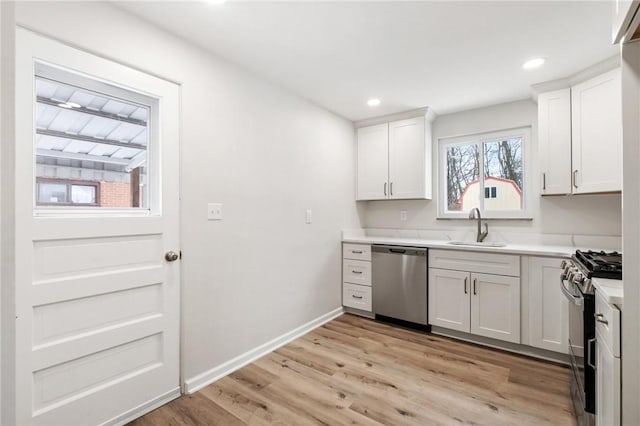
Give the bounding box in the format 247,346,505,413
559,277,583,306
587,337,597,370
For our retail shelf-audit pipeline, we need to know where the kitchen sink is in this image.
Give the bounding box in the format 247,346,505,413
447,241,507,248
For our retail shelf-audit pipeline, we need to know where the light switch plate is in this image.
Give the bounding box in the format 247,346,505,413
208,203,223,220
305,209,312,224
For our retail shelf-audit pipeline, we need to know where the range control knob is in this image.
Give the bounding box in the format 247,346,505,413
573,273,585,284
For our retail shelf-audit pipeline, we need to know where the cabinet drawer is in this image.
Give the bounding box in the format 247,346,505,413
595,289,621,357
343,283,372,311
429,249,520,277
343,243,371,261
343,259,371,286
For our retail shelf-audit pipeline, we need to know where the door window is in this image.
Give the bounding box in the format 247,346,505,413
34,64,155,211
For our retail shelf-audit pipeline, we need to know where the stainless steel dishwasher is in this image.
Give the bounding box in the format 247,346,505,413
372,245,428,327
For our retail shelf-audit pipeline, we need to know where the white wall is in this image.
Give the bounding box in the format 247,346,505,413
13,1,363,388
364,99,622,241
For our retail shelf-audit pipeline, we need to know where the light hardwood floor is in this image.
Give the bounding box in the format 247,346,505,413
130,314,576,425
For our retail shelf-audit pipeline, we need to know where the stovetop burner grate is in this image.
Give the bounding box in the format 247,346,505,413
574,250,622,280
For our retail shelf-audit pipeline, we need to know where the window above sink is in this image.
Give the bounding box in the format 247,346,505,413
438,127,532,220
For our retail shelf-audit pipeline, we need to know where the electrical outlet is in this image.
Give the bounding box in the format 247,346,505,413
207,203,223,220
400,210,408,221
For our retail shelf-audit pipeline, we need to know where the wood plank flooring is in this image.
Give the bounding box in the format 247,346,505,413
129,314,576,425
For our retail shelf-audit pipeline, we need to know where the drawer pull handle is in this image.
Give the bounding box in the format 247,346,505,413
352,250,363,254
352,270,363,274
595,313,608,325
352,295,363,299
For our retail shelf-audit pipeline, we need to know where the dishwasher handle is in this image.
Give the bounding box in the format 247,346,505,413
372,245,427,257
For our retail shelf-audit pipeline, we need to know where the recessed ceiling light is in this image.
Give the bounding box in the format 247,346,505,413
367,98,381,107
522,57,546,70
57,103,72,109
66,102,81,108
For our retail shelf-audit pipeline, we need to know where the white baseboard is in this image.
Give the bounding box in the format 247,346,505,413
183,307,345,394
104,386,181,426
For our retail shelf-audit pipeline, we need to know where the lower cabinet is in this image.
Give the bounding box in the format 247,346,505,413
342,243,373,313
343,282,372,312
596,332,621,426
428,268,470,332
527,257,569,353
429,267,520,344
595,288,621,426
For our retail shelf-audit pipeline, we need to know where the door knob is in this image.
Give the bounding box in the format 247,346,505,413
165,251,179,262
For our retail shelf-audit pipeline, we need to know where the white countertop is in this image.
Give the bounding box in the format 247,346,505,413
343,235,577,257
593,277,624,307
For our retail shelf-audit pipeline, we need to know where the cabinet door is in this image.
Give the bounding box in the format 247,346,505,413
528,257,568,353
357,123,389,200
388,117,428,199
538,89,572,195
596,332,621,426
470,273,521,343
428,268,470,332
571,69,622,194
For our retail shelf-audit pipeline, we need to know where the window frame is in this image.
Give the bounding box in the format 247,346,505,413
437,127,532,220
36,178,100,207
32,61,159,217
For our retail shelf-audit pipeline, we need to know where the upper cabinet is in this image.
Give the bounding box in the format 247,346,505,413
571,69,622,194
538,89,572,195
537,69,622,196
356,110,434,200
356,123,389,200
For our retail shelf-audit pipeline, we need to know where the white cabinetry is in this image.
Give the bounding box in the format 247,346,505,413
356,110,434,200
595,289,621,426
428,250,521,344
356,124,389,200
428,268,470,333
471,273,520,342
538,89,572,195
537,69,622,195
342,243,372,313
571,69,622,194
527,257,568,353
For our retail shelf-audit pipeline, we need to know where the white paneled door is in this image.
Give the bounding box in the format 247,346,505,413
15,30,181,425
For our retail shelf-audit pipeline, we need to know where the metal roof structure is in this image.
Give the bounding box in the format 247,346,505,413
35,77,149,176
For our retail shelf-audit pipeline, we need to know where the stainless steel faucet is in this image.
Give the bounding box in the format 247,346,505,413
468,208,488,242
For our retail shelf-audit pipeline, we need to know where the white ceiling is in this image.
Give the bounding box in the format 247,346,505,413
116,1,617,121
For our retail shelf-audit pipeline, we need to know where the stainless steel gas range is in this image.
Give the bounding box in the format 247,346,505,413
560,250,622,426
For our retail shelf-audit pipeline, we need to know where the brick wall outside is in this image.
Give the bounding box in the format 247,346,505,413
100,182,131,208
